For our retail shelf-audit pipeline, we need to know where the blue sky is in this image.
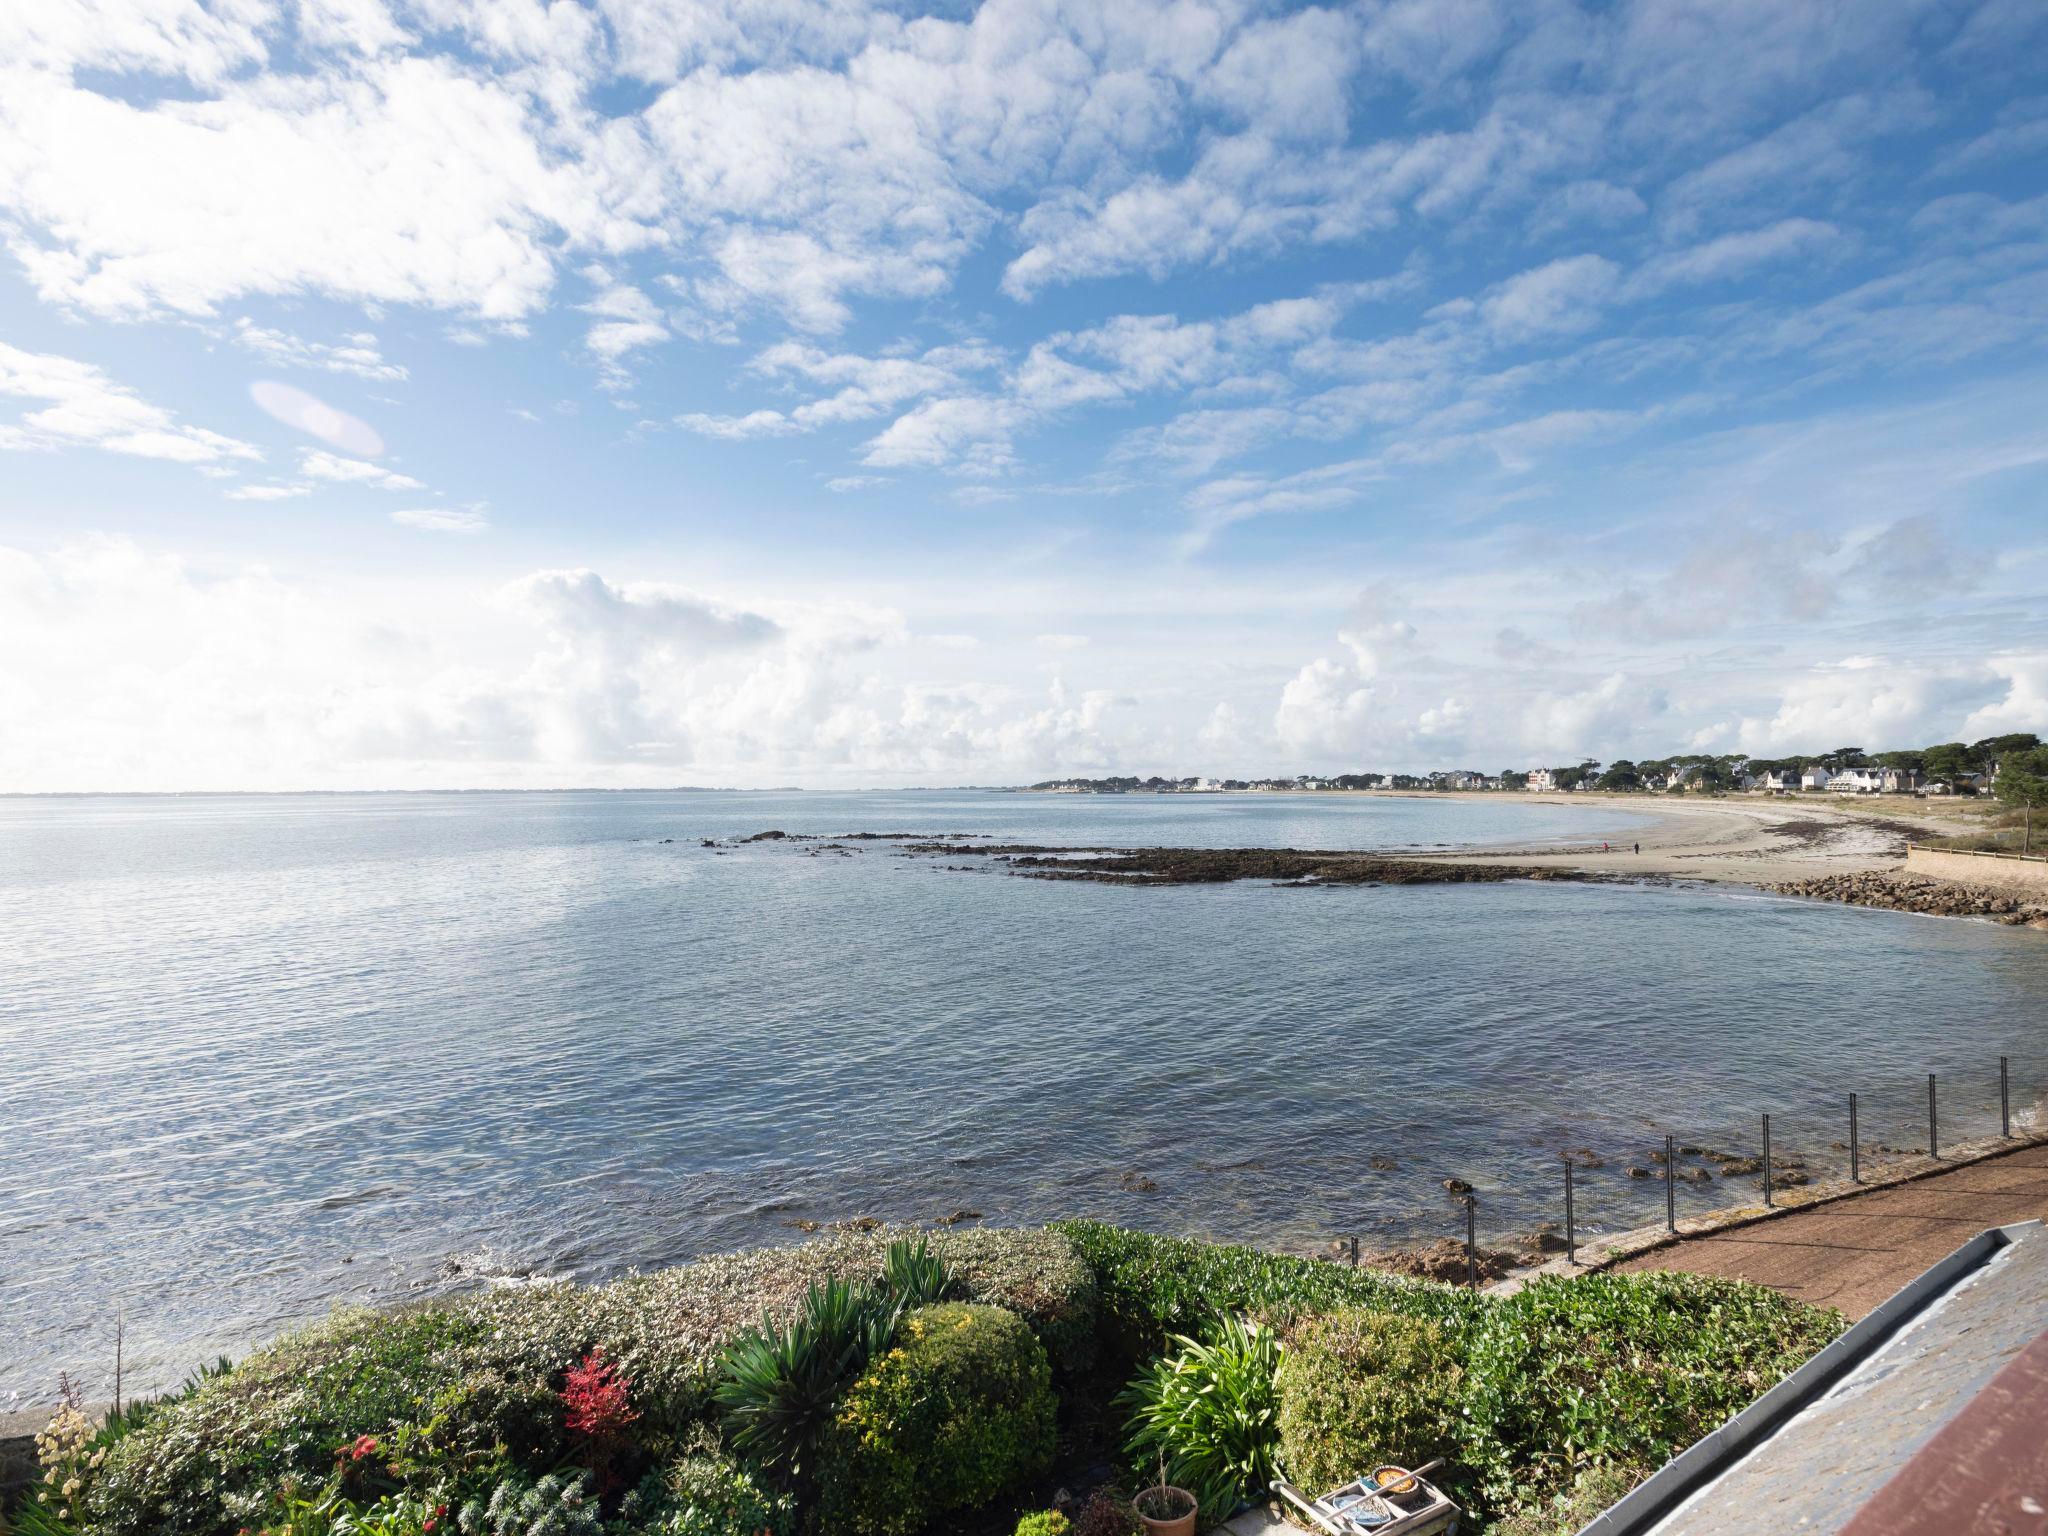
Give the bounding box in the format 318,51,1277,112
2,0,2045,789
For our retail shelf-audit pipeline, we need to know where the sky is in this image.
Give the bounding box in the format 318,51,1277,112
1,0,2045,791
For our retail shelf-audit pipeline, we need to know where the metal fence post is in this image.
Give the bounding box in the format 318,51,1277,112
1665,1133,1677,1232
1849,1093,1860,1183
2001,1057,2011,1139
1565,1158,1577,1265
1928,1073,1938,1158
1762,1113,1773,1207
1465,1198,1478,1289
1349,1236,1359,1268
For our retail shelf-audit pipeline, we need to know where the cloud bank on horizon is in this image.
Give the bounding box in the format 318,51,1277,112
1,0,2045,790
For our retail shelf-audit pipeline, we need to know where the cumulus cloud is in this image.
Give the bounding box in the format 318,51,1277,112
0,342,261,464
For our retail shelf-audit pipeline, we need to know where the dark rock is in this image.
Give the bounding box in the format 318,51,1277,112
1118,1171,1159,1193
744,830,789,841
1369,1155,1397,1171
934,1209,982,1226
1441,1177,1473,1194
1625,1165,1652,1179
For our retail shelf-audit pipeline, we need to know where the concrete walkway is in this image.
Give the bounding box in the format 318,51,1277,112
1612,1141,2048,1317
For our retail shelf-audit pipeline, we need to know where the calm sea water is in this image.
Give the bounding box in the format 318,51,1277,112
3,789,2045,1404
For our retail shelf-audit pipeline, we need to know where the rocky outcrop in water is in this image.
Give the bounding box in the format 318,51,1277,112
1768,871,2048,928
903,842,1581,887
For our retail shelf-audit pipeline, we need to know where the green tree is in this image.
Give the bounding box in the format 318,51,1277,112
1973,732,2041,767
1922,742,1974,782
1994,747,2048,854
1597,760,1641,790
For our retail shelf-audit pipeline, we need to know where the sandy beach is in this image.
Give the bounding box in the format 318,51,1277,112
1423,790,1975,885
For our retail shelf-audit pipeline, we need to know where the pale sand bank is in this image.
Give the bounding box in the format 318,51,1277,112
1421,790,1966,885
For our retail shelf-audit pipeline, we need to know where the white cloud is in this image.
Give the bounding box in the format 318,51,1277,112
226,483,314,501
1626,218,1842,299
0,342,261,464
1479,255,1619,343
392,507,489,533
233,320,409,381
299,448,425,489
0,55,605,320
677,409,799,440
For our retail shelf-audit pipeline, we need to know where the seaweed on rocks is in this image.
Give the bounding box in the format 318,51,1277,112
899,842,1583,888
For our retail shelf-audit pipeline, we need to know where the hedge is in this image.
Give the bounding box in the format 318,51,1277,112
88,1227,1095,1536
1051,1221,1481,1360
813,1304,1056,1536
1458,1271,1844,1510
1274,1311,1462,1494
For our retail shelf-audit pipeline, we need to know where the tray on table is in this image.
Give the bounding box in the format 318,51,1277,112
1272,1459,1460,1536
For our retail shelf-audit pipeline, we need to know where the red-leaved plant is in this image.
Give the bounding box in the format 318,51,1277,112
561,1347,640,1457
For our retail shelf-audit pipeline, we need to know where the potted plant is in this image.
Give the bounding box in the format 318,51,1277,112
1134,1457,1198,1536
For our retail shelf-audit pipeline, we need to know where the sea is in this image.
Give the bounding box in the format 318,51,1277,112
3,789,2045,1404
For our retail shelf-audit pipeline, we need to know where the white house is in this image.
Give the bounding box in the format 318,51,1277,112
1801,766,1833,791
1526,768,1556,792
1755,769,1800,792
1829,768,1886,794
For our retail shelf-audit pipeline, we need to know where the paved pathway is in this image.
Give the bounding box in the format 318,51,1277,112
1613,1142,2048,1317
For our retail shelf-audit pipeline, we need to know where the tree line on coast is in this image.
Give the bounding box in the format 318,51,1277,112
1025,731,2046,806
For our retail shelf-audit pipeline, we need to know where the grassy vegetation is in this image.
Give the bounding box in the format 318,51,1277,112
10,1224,1842,1536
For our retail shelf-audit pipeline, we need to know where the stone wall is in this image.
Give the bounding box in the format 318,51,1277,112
1906,845,2048,899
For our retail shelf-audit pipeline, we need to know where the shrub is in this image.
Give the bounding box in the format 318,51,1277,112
1068,1489,1140,1536
1484,1463,1647,1536
1013,1514,1071,1536
813,1304,1056,1536
1116,1315,1280,1523
89,1307,527,1536
86,1227,1096,1536
618,1447,797,1536
1054,1222,1477,1362
1273,1311,1461,1494
453,1469,602,1535
1459,1271,1843,1511
713,1277,897,1492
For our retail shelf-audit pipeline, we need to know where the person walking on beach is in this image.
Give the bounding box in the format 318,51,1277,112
1633,841,1639,855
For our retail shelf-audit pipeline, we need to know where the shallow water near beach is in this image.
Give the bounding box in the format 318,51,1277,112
3,788,2045,1402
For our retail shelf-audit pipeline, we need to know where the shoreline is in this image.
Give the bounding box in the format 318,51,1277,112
1399,790,1958,887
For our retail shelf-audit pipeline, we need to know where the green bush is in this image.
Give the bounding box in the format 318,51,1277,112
1273,1310,1461,1494
813,1304,1056,1536
1116,1315,1280,1522
1054,1222,1477,1361
1484,1463,1647,1536
623,1448,798,1536
87,1227,1095,1536
1459,1271,1843,1511
1013,1514,1071,1536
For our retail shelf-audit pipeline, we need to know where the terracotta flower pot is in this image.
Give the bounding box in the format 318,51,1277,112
1134,1484,1198,1536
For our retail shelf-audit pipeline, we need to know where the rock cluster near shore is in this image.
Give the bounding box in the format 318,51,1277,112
1768,870,2048,928
903,842,1577,887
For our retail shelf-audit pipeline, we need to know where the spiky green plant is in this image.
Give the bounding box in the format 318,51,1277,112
881,1237,956,1309
712,1277,897,1489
